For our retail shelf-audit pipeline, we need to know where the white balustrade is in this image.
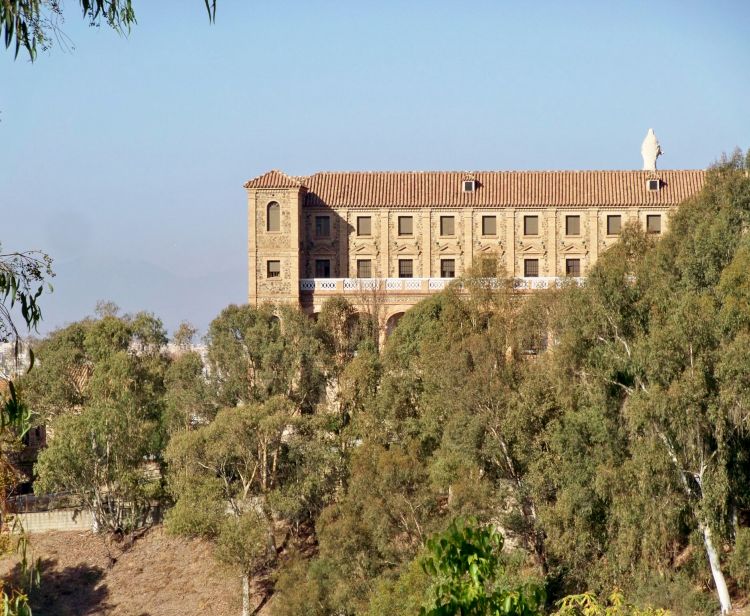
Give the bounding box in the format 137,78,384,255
300,277,584,293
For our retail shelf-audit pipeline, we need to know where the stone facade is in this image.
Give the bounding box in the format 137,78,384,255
245,169,705,319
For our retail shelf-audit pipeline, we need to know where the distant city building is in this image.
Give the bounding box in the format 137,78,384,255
245,134,704,329
0,341,32,380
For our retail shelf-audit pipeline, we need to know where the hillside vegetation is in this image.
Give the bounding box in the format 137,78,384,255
3,151,750,615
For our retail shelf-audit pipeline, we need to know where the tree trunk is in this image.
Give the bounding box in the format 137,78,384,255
241,574,250,616
700,522,732,614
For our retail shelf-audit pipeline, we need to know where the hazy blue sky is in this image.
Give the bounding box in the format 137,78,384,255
1,0,749,334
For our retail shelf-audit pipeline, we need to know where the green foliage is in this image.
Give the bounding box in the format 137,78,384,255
214,509,275,575
205,304,326,412
0,246,53,434
1,0,216,60
0,584,31,616
163,350,214,432
26,312,169,534
364,556,431,616
553,591,670,616
0,243,52,616
729,527,750,591
317,297,375,371
419,518,545,615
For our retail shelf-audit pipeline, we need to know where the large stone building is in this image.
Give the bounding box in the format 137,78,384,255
246,159,704,327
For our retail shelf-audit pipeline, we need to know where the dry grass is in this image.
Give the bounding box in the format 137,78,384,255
0,526,244,616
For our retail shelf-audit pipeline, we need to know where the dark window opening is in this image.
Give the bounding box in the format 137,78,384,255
566,258,581,277
566,215,580,236
357,259,372,278
607,215,622,235
524,259,539,277
357,216,372,236
441,259,456,278
440,216,455,236
267,202,280,232
399,259,413,278
315,259,331,278
482,216,497,236
315,215,331,237
524,215,539,236
647,214,662,234
398,216,413,236
267,260,281,278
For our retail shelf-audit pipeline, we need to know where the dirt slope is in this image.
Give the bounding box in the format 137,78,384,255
0,526,243,616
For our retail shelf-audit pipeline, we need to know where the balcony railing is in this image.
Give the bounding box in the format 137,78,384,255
300,277,584,293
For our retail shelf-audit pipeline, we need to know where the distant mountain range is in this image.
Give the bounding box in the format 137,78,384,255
35,256,247,338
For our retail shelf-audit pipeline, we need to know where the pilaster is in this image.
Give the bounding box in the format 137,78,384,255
463,209,473,275
589,209,599,270
422,209,431,277
290,191,302,304
381,209,390,277
546,207,557,276
505,209,516,277
247,190,257,305
339,208,349,277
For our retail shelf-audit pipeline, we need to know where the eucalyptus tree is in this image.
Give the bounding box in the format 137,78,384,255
166,304,337,615
166,394,341,615
542,152,750,613
26,311,170,534
0,243,53,616
205,304,327,413
1,0,217,60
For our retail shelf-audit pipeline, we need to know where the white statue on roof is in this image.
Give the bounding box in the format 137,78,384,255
641,128,662,171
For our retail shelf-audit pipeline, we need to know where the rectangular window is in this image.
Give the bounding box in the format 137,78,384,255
479,257,497,277
398,216,413,236
267,260,281,278
482,215,497,236
463,180,475,192
565,215,581,236
398,259,413,278
315,215,331,238
566,258,581,277
357,216,372,236
441,259,456,278
357,259,372,278
315,259,331,278
440,216,455,236
607,215,622,235
524,259,539,277
647,214,662,234
524,215,539,236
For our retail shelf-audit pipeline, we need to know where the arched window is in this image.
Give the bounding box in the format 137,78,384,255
267,202,280,232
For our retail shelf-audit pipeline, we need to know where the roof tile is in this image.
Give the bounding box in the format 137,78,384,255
245,170,706,208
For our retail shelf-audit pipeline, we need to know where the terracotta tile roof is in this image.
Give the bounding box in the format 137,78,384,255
243,170,302,189
245,170,706,208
